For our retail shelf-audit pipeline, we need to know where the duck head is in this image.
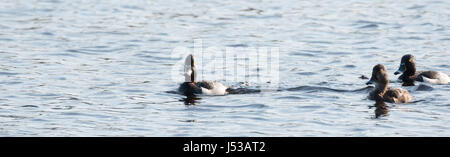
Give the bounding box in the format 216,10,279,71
394,54,416,75
366,64,389,87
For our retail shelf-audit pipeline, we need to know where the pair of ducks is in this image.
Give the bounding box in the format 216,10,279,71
178,54,449,104
366,54,449,104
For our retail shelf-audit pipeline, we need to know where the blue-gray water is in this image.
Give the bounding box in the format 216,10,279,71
1,0,449,136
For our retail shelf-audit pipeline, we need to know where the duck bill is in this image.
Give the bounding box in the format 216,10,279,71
366,78,375,85
394,63,405,75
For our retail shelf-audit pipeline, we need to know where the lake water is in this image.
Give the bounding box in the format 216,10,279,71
0,0,449,136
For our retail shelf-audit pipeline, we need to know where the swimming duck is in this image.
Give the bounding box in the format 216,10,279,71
394,54,449,86
366,64,413,104
178,54,229,96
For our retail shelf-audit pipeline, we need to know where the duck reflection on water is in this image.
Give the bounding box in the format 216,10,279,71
181,95,202,105
369,101,389,119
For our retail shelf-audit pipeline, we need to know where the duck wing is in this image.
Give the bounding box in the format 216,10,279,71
195,81,229,95
416,71,440,81
195,81,216,90
385,88,412,103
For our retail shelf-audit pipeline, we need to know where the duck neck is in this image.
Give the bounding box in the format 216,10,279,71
185,66,197,83
402,65,416,86
191,67,195,83
404,64,416,77
191,66,198,83
374,83,388,100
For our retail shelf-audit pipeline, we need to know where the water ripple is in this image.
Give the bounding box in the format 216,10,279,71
0,0,449,136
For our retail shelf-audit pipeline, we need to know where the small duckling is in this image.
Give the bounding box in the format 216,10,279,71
366,64,413,103
394,54,449,86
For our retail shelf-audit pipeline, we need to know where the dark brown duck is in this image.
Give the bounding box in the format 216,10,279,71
367,64,413,104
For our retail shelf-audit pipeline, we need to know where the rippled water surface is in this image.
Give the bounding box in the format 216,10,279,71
1,0,449,136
